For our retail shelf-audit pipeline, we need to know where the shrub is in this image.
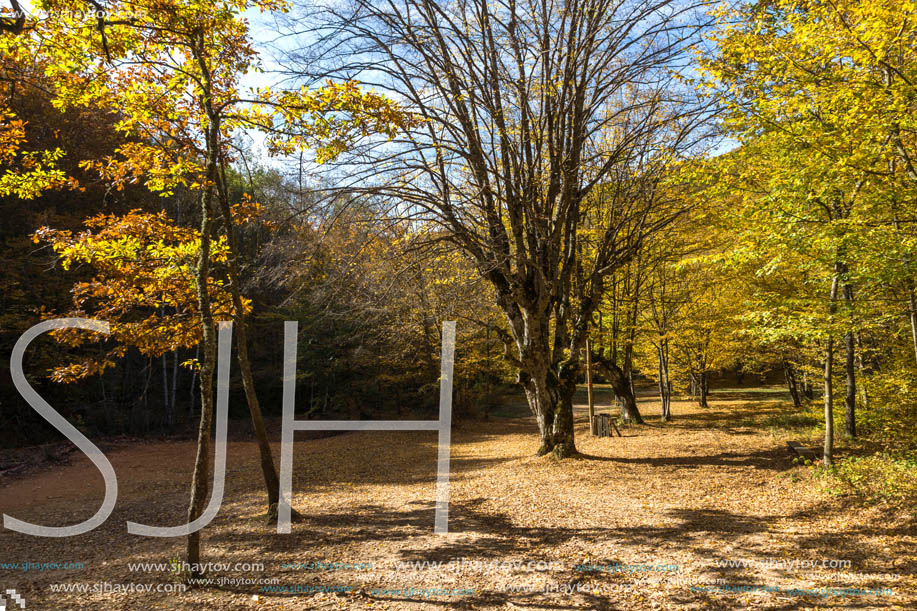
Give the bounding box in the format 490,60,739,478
815,453,917,507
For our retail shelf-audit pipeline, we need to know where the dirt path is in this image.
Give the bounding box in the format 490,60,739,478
1,387,914,610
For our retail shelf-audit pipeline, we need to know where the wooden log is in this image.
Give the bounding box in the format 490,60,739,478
787,440,818,461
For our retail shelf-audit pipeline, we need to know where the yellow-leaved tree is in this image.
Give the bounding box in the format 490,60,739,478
9,0,418,570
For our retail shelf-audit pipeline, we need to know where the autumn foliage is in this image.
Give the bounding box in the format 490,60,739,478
33,210,240,382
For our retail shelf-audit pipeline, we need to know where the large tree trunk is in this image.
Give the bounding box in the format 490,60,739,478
520,361,577,458
523,373,554,456
551,366,577,458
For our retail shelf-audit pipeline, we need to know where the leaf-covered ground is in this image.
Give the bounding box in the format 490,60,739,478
1,386,914,610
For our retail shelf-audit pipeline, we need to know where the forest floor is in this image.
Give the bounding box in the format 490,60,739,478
1,386,914,610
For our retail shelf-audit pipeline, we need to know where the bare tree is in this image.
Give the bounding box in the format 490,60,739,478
280,0,711,456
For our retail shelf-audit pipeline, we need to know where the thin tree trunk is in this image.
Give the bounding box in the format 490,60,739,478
824,337,835,467
186,85,222,569
801,368,813,400
908,289,917,367
189,344,199,420
658,341,671,421
855,334,869,410
699,371,709,408
186,169,218,573
657,347,665,418
586,337,595,435
841,277,856,438
139,358,153,434
140,358,151,409
663,347,671,419
783,357,801,409
823,269,840,466
623,344,636,409
171,348,179,422
886,75,917,367
620,261,641,411
100,368,107,404
162,352,171,430
843,329,856,438
214,163,281,513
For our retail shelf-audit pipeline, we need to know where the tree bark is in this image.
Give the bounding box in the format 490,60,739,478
783,357,801,409
307,0,693,458
171,348,179,422
823,269,840,466
624,266,642,405
657,341,671,421
823,336,834,467
908,289,917,367
843,328,856,438
801,369,813,400
189,344,199,420
520,367,560,456
586,338,595,435
855,334,869,410
699,371,709,408
499,296,582,458
520,360,577,457
886,70,917,367
162,351,171,429
591,351,643,424
526,378,555,456
186,130,219,571
622,344,636,413
214,113,282,515
551,365,577,457
841,279,856,438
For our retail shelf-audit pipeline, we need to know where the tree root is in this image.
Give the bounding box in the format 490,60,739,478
265,502,305,525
